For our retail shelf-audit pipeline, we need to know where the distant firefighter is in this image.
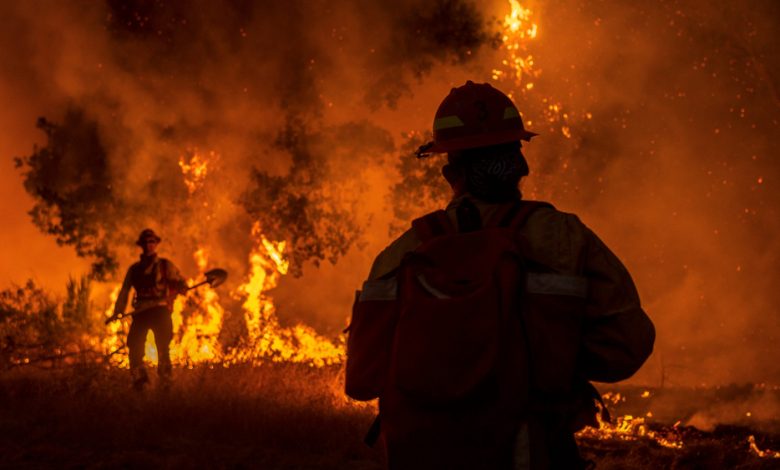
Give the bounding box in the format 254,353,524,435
108,229,188,390
345,81,655,469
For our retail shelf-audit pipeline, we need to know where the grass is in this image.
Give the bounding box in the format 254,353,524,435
0,365,381,469
1,365,778,469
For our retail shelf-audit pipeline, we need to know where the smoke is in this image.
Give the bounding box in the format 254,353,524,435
3,0,493,338
15,112,129,278
390,0,780,386
508,0,780,386
2,0,779,387
7,0,492,276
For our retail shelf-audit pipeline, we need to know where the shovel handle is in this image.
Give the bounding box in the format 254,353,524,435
105,313,125,324
186,280,210,291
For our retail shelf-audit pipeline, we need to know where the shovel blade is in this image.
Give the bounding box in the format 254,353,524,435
203,268,228,288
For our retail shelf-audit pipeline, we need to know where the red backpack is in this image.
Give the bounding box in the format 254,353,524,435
390,203,545,404
346,201,550,402
347,200,600,468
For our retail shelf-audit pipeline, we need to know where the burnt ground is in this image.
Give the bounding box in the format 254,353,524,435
0,365,778,469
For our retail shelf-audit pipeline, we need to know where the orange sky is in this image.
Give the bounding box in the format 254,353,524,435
0,86,88,288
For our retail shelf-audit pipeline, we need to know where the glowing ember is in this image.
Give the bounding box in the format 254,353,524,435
494,1,583,139
576,398,684,450
748,435,780,458
577,412,684,450
602,391,625,405
493,0,540,91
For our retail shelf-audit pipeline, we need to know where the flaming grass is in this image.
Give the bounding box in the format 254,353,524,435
100,223,345,370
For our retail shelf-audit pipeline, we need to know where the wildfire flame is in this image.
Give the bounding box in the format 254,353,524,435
493,0,587,139
169,248,224,365
575,391,683,449
102,285,128,366
576,403,685,450
178,150,214,195
101,149,344,369
226,228,344,367
493,0,540,89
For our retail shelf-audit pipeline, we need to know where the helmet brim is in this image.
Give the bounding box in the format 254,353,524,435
136,235,162,246
419,129,538,157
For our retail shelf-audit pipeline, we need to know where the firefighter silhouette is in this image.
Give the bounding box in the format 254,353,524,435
345,81,655,469
109,229,188,390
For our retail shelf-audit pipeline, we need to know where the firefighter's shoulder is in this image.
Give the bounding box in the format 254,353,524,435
127,260,142,274
158,257,182,275
520,205,590,275
367,228,422,280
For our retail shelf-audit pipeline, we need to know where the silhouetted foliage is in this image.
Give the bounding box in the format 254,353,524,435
397,0,490,71
389,133,451,235
11,0,498,280
14,111,120,279
367,0,494,108
242,118,394,276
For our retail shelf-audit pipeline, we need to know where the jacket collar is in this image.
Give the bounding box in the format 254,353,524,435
139,253,159,264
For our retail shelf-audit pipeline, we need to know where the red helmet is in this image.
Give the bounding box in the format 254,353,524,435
418,81,537,157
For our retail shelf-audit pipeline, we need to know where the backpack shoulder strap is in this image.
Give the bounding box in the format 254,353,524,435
411,210,456,243
485,200,523,228
127,262,141,290
158,258,169,280
505,200,555,230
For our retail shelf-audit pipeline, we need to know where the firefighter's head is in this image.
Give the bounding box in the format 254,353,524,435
444,141,528,202
417,81,536,202
135,228,161,256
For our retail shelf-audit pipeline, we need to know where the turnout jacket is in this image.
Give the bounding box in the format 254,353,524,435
368,194,654,384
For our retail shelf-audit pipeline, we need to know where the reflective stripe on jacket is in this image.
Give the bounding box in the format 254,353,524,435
366,194,654,383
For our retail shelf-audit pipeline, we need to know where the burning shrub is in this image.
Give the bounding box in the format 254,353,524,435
0,280,61,368
0,277,104,369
